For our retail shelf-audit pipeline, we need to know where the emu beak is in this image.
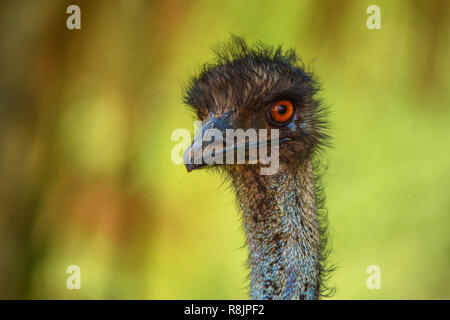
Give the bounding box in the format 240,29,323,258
184,112,281,173
183,112,234,172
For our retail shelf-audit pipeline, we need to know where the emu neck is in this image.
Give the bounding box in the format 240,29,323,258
231,160,321,300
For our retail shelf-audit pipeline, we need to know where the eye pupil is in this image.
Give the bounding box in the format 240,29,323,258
276,105,287,114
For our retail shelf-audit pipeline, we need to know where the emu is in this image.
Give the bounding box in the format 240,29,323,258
183,36,331,300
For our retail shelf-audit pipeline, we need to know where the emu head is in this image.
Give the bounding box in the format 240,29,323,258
183,36,327,173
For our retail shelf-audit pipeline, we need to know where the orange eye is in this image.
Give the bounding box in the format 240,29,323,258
270,100,294,123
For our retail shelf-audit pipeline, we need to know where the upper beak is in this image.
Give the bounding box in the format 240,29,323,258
183,112,233,172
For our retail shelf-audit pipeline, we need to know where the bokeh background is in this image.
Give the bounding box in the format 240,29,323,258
0,0,449,299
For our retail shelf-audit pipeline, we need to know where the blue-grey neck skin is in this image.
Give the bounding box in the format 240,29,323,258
230,161,321,300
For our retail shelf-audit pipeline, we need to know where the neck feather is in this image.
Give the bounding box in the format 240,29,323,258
230,160,322,300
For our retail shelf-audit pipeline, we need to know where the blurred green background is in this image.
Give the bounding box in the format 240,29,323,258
0,0,449,299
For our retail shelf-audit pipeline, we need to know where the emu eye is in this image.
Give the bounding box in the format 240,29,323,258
269,100,294,124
